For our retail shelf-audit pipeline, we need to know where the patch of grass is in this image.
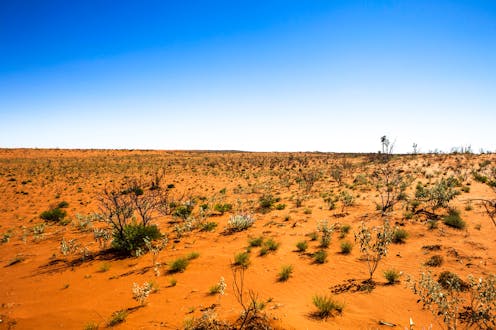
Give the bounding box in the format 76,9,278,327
340,241,353,254
443,209,466,229
275,203,286,210
186,251,200,260
107,309,128,327
424,255,443,267
233,252,250,268
168,278,177,287
383,269,400,284
248,236,263,247
313,250,327,264
312,295,343,318
392,228,408,244
307,231,318,241
98,262,110,273
83,322,99,330
200,222,217,232
339,224,351,238
296,240,308,252
278,265,293,282
169,257,190,273
57,201,69,208
260,238,279,256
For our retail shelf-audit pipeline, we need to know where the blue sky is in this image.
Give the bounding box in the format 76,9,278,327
1,0,495,152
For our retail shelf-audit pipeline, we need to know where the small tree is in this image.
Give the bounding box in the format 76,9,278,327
354,220,394,282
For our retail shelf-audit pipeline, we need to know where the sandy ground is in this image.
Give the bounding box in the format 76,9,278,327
0,149,494,329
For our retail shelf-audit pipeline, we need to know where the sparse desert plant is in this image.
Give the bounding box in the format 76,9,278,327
60,237,79,256
317,220,335,248
83,322,99,330
200,221,217,232
226,214,255,233
233,252,250,268
312,294,344,318
354,220,394,281
296,240,308,252
107,309,128,327
214,203,232,214
248,236,263,247
209,276,227,295
443,209,466,229
425,254,444,267
169,257,189,273
258,194,277,210
313,250,328,264
383,269,401,284
132,282,152,306
169,278,177,287
278,265,293,282
407,271,496,330
339,191,354,213
339,224,351,238
259,238,279,256
392,228,408,244
40,207,67,222
98,262,110,272
340,241,353,254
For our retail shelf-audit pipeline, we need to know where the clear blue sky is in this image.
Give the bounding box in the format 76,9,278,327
1,0,495,152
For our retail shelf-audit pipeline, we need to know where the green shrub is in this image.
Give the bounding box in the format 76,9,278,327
392,228,408,244
275,203,286,210
172,204,193,219
296,240,308,252
312,295,343,318
313,250,327,264
233,252,250,268
340,241,353,254
40,207,67,222
57,201,69,208
107,309,128,327
111,224,161,255
259,194,277,209
169,257,189,273
443,209,466,229
213,203,232,214
425,255,443,267
278,265,293,282
248,236,263,247
200,222,217,232
383,269,400,284
186,251,200,260
339,224,351,238
308,231,318,241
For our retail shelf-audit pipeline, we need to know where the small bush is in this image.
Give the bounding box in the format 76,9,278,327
308,231,318,241
200,222,217,232
233,252,250,268
213,203,232,214
169,257,189,273
226,214,255,232
437,271,467,291
112,224,161,255
340,241,353,254
392,228,408,244
278,265,293,282
313,250,327,264
296,240,308,252
259,194,277,210
275,203,286,210
248,236,263,247
443,209,466,229
40,207,67,222
339,224,351,238
108,309,128,327
383,269,400,284
57,201,69,208
312,295,343,318
425,255,443,267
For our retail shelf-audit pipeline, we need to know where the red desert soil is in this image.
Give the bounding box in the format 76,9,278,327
0,149,494,329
